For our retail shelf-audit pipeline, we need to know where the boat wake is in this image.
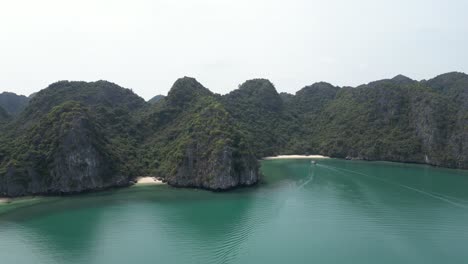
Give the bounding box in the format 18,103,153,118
297,168,315,190
319,164,468,210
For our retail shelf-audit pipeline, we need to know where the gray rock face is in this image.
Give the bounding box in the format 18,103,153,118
422,72,468,169
3,73,468,197
47,116,127,194
408,89,450,167
167,144,258,190
446,85,468,168
148,77,260,190
0,105,127,197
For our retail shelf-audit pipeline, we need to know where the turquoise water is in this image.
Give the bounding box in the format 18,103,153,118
1,159,468,264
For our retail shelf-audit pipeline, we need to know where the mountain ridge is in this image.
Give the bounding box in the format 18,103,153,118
0,72,467,197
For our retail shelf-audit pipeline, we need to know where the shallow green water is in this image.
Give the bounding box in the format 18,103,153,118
1,159,468,264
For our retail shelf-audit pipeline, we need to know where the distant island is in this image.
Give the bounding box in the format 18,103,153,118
0,72,467,197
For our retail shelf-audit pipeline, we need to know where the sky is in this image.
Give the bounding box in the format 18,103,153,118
1,0,467,100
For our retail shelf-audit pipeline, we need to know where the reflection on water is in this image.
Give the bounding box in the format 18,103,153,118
1,159,468,264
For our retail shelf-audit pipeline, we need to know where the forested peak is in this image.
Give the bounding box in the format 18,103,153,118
425,72,468,94
227,79,280,102
0,91,30,116
12,80,144,128
148,95,165,104
305,81,336,89
430,71,468,81
296,82,338,96
166,77,213,107
363,75,415,89
38,80,138,97
25,80,145,115
290,82,339,114
0,91,27,97
391,74,415,85
43,80,136,95
225,79,282,112
237,79,278,94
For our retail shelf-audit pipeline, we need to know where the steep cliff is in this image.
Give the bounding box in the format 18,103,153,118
425,72,468,168
0,81,145,196
1,72,468,197
0,102,129,196
281,73,468,169
140,77,259,190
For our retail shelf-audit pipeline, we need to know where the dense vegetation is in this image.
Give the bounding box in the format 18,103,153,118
148,95,165,104
0,72,467,196
0,81,146,196
0,92,29,116
219,73,468,169
222,79,292,157
0,106,9,124
138,78,258,189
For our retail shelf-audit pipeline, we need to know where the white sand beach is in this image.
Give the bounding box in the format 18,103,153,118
263,155,330,160
0,196,41,206
135,176,165,185
0,198,11,204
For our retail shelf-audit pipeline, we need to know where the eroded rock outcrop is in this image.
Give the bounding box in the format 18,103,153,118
141,77,259,190
0,102,128,196
1,73,468,197
0,81,145,197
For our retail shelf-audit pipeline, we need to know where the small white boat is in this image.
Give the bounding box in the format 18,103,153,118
311,160,317,165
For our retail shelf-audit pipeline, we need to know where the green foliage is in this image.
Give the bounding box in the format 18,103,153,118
222,79,291,157
148,95,165,104
219,73,468,169
0,106,10,124
0,92,29,116
139,78,255,183
1,72,468,196
0,81,146,194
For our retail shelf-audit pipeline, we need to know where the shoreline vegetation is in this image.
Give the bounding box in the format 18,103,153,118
263,155,330,160
1,156,467,206
0,157,325,205
1,73,468,197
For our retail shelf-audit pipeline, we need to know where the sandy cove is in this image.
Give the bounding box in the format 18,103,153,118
135,176,166,185
0,196,43,206
0,198,12,204
263,155,330,160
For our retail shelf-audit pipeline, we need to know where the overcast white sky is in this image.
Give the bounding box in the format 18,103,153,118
1,0,467,99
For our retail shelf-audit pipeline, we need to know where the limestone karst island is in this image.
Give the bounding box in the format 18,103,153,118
1,0,468,263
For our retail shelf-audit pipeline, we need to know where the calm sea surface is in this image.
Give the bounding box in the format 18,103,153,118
1,159,468,264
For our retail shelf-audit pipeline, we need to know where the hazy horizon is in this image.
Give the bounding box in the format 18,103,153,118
1,0,467,100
